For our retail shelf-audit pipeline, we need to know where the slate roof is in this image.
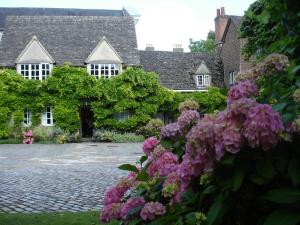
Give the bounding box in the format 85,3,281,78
0,7,125,30
139,50,218,90
0,16,140,66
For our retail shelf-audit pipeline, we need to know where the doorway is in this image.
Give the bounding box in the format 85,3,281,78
80,105,94,137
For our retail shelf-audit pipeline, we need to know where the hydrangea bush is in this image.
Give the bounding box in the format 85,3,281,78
100,52,299,225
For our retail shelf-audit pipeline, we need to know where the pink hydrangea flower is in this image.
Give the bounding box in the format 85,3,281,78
143,137,159,156
227,80,258,104
160,122,181,140
103,186,126,205
214,111,244,160
185,115,216,156
118,172,137,189
120,197,145,218
228,97,258,118
177,110,200,134
243,104,283,150
140,202,166,220
100,203,122,223
147,151,178,177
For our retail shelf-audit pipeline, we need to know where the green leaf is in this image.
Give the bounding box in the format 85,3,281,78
206,195,222,225
185,212,197,225
118,164,139,173
263,188,300,204
203,185,218,195
264,210,300,225
272,102,287,112
175,217,184,225
258,10,271,24
288,159,300,186
295,79,300,87
139,155,148,164
291,65,300,75
219,154,235,165
256,160,275,179
160,139,173,149
281,113,295,123
232,169,245,192
136,170,149,181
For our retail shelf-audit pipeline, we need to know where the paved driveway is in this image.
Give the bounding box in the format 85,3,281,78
0,142,143,213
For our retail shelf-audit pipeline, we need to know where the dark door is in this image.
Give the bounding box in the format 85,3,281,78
80,106,94,137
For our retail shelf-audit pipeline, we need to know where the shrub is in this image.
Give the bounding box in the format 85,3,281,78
93,129,144,143
178,99,199,112
100,54,300,225
113,133,144,143
136,118,164,138
92,129,116,142
32,126,55,142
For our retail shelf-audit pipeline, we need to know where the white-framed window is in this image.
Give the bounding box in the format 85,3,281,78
229,71,235,85
114,111,130,121
23,109,32,126
41,106,54,126
88,64,120,79
18,63,52,80
196,74,211,87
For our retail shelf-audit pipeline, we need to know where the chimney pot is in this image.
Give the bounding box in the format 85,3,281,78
221,7,225,16
217,8,220,17
173,44,184,52
145,44,154,51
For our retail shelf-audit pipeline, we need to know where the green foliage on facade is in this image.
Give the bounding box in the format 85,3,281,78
0,66,226,139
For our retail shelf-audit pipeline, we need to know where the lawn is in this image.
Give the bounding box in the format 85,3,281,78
0,211,103,225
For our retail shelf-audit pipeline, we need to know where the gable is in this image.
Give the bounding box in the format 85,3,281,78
15,35,55,64
195,61,211,74
85,37,122,64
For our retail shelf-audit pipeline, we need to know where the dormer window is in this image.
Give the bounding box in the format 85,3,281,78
195,61,212,89
196,74,211,87
15,35,55,80
89,63,119,79
18,63,51,80
85,36,123,79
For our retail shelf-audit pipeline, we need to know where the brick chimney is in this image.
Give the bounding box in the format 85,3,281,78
214,7,228,45
173,44,184,52
145,44,154,51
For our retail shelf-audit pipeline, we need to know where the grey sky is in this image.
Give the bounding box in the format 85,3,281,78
0,0,255,51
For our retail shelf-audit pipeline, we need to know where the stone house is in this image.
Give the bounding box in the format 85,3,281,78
0,7,244,135
214,7,254,87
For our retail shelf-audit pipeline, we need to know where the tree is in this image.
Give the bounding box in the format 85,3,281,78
189,30,215,53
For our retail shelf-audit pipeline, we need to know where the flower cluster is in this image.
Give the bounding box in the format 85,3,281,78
177,110,200,134
101,172,137,222
140,202,166,220
23,130,34,144
147,151,178,177
143,136,159,156
243,104,283,150
101,203,122,223
227,80,258,103
236,53,289,81
178,99,199,112
293,89,300,103
160,122,181,140
120,197,145,219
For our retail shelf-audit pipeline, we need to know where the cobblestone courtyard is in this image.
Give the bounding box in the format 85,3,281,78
0,142,142,213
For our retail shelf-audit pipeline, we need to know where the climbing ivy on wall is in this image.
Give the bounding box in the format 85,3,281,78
0,66,226,138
